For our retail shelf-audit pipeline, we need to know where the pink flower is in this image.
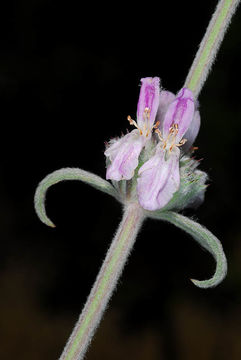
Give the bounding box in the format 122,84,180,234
137,88,200,210
105,77,160,180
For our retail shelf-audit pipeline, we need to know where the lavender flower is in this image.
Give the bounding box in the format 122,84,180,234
104,77,160,180
137,88,200,211
105,79,201,212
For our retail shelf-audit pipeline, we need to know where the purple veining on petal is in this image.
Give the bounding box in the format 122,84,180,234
162,88,195,142
137,146,180,211
137,77,160,128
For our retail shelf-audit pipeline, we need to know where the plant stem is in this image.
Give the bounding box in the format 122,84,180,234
184,0,240,98
59,203,144,360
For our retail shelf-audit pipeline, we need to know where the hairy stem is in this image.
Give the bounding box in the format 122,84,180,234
184,0,240,97
59,203,144,360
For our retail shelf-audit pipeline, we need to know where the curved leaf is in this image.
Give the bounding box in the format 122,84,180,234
149,211,227,288
34,168,118,227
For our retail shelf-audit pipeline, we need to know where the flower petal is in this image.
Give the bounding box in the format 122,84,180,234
137,146,180,211
137,77,160,128
156,90,175,131
105,130,144,181
182,110,201,152
163,88,195,142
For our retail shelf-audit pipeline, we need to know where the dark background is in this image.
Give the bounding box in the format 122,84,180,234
1,1,241,359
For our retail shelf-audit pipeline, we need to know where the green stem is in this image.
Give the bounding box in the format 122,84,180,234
59,203,144,360
184,0,240,97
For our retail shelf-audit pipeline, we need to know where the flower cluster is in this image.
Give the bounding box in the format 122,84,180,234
105,77,205,212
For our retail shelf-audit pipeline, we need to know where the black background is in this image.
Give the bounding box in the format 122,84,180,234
1,1,241,359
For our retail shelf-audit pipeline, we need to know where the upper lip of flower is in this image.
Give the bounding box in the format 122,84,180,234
127,77,161,138
136,77,161,129
158,87,195,145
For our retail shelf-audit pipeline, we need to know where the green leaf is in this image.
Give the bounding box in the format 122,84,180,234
34,168,119,227
149,211,227,288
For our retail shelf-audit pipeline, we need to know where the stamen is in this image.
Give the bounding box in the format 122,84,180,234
155,128,163,140
176,138,187,147
156,123,187,152
127,109,156,138
144,107,151,119
166,128,174,143
143,122,146,133
153,121,160,129
127,115,139,128
191,146,199,152
127,115,142,135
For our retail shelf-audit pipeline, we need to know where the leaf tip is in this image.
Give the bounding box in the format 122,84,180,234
190,278,204,288
49,222,56,228
190,278,199,285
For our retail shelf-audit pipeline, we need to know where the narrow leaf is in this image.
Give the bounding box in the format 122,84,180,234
34,168,118,227
149,211,227,288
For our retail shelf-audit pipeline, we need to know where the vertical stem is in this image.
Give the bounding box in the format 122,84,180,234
60,203,144,360
184,0,240,98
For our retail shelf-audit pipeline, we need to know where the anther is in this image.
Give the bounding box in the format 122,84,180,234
191,146,199,152
144,107,151,118
153,121,160,129
176,138,187,147
169,123,179,135
127,115,139,129
127,115,134,124
155,128,163,139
